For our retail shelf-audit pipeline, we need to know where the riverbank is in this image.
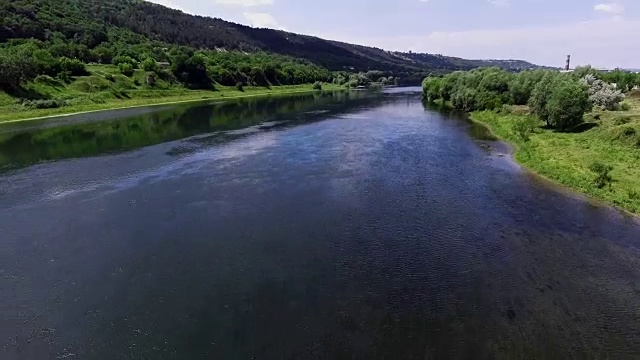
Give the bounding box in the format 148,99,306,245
470,98,640,214
0,83,344,124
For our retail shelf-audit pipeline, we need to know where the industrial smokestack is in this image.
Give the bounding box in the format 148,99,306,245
565,55,571,71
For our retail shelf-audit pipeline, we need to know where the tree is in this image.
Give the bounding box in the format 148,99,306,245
0,49,37,87
529,72,559,126
509,70,544,105
582,76,625,110
422,77,442,102
545,78,590,131
451,87,479,112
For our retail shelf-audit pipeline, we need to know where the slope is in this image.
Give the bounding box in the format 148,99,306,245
1,0,544,76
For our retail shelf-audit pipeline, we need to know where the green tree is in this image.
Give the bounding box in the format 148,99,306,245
0,49,37,87
422,77,442,102
545,78,590,131
529,72,559,126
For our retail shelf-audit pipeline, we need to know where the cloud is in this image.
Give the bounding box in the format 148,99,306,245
320,17,640,69
487,0,510,7
594,3,625,14
215,0,274,6
243,12,282,29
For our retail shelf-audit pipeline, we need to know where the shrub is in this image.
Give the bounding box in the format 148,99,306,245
34,75,63,87
21,99,67,109
513,116,539,141
236,82,244,91
119,63,134,77
312,81,323,90
613,116,631,125
112,55,138,68
57,71,72,83
58,57,87,76
620,102,631,111
104,74,115,82
141,58,158,72
589,162,613,189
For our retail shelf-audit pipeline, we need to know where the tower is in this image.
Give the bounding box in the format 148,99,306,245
565,55,571,71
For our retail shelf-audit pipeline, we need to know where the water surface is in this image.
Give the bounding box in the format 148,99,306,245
2,88,640,359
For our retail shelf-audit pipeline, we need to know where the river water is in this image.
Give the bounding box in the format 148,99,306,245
1,88,639,359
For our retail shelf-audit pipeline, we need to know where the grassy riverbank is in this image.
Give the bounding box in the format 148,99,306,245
470,96,640,214
0,64,343,123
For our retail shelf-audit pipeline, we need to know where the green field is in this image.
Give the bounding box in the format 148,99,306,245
0,64,343,123
470,94,640,214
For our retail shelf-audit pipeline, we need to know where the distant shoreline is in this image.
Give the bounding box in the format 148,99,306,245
0,84,345,125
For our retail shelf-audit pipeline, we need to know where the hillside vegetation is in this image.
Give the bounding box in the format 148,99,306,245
1,0,542,76
423,67,640,213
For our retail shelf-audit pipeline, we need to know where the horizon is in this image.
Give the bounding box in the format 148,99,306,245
148,0,639,70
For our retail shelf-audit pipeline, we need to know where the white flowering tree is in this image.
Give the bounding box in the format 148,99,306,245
581,75,625,110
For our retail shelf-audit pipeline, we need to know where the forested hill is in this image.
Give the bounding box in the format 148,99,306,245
1,0,543,76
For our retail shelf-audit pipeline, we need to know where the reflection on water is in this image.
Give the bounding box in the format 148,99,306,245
1,88,640,359
0,91,375,171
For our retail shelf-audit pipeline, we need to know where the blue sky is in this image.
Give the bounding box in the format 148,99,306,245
149,0,640,69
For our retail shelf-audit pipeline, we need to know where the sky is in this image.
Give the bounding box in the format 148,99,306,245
148,0,640,69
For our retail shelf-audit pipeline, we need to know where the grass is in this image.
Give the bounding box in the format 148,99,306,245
0,64,344,123
470,97,640,214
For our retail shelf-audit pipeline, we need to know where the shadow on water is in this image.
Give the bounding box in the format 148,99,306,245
421,100,497,142
0,91,379,172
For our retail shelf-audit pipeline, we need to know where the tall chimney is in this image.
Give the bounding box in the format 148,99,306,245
565,55,571,71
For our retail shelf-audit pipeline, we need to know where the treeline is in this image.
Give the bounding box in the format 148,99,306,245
0,38,336,90
422,67,638,131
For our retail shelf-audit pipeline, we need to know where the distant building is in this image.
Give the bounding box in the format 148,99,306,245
559,55,574,73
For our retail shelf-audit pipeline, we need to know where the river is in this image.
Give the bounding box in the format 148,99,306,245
1,88,639,359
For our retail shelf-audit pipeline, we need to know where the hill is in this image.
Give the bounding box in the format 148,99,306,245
1,0,544,80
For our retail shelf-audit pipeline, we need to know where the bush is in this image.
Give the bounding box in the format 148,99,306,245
141,58,158,72
589,162,613,189
104,74,115,82
57,71,72,83
34,75,63,87
614,116,631,125
119,63,134,77
235,82,244,91
512,116,539,141
112,55,138,68
58,57,87,76
620,102,631,111
21,99,67,109
312,81,322,90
